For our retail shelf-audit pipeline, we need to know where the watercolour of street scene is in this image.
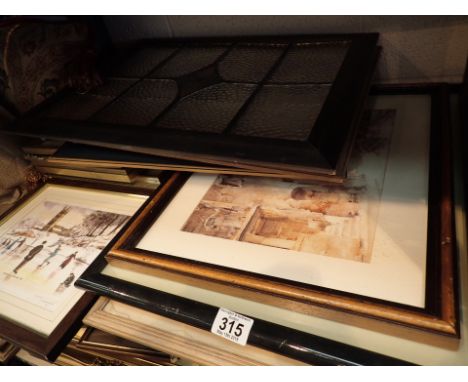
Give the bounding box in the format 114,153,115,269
0,201,130,311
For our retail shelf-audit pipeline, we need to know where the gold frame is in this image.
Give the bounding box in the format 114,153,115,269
104,86,459,337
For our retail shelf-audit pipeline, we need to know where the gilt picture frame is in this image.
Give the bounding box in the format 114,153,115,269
101,85,459,337
0,179,149,359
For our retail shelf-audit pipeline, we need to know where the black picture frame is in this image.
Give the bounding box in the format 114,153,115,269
4,33,380,182
76,233,412,366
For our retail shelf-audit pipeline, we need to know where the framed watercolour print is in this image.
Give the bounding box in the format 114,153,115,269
0,179,148,359
102,85,459,337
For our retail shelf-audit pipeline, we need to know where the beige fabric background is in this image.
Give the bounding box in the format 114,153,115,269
104,15,468,84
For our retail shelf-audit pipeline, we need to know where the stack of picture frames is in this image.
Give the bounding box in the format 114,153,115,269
0,30,465,364
75,83,465,365
9,326,181,366
53,325,179,366
0,32,393,365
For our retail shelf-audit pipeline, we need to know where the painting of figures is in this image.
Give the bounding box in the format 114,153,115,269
0,200,130,311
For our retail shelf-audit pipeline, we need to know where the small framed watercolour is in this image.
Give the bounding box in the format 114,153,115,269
0,180,148,359
103,85,459,337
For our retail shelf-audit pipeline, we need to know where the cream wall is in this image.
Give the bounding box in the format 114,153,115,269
104,15,468,84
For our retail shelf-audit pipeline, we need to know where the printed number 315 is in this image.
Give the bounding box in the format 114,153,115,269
219,317,244,337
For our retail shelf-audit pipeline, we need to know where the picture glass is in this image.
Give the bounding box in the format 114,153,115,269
6,35,379,181
136,95,431,308
0,184,147,336
42,42,348,136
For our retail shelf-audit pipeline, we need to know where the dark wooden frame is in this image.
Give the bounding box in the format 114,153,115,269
461,58,468,248
98,85,459,338
4,33,380,181
0,178,151,360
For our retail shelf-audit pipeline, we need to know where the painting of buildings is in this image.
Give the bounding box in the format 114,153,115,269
182,175,370,262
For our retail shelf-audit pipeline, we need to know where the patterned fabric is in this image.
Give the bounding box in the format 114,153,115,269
0,20,92,113
0,106,43,215
0,20,98,213
0,133,31,214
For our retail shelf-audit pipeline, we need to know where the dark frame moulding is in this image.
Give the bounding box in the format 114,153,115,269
461,58,468,244
76,254,413,366
97,84,459,339
4,33,380,182
0,178,153,361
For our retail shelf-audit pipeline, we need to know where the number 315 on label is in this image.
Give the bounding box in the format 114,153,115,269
211,307,254,346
